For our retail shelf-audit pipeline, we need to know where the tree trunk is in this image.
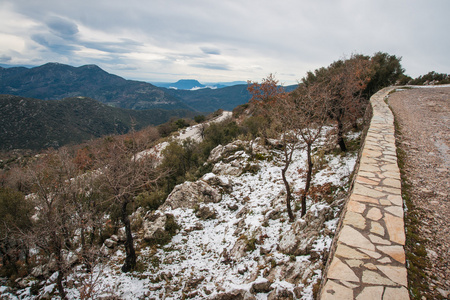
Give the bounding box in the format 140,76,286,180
301,143,313,217
56,268,67,299
281,167,294,222
55,248,67,300
336,110,347,152
121,199,136,272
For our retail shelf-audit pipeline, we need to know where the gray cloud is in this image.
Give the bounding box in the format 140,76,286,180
0,54,12,62
45,16,79,37
191,63,231,71
200,47,221,55
31,33,79,54
1,0,449,83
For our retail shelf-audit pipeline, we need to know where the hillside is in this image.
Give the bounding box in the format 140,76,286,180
0,63,191,110
0,95,194,150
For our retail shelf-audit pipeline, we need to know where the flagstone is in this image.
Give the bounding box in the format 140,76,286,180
351,193,379,204
384,213,405,245
377,245,406,263
359,163,381,173
347,200,366,214
377,257,392,264
377,265,408,286
374,186,401,195
347,259,364,268
362,270,396,285
321,280,354,300
364,263,378,270
327,257,359,282
379,199,392,206
387,195,403,206
367,207,383,221
359,248,382,259
385,206,404,218
356,286,384,300
343,211,366,229
382,178,401,188
353,183,387,198
370,221,385,236
383,286,409,300
356,175,380,185
339,225,375,251
335,243,370,260
340,280,359,289
368,234,391,245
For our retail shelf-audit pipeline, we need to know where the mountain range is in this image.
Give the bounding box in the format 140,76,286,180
0,63,189,110
0,62,298,150
152,79,248,90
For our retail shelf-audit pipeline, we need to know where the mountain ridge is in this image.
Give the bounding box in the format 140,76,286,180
0,63,192,111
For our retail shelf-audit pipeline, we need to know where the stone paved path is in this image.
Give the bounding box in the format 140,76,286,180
320,87,409,299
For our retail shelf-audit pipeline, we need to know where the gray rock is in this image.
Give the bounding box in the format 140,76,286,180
104,238,117,249
142,211,167,241
117,227,127,242
250,279,273,294
196,205,217,220
201,173,233,193
267,287,294,300
161,180,221,210
209,289,256,300
279,204,333,256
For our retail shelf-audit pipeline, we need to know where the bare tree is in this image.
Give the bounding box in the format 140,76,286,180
248,75,299,221
291,83,330,216
249,75,331,220
95,131,166,272
25,148,83,299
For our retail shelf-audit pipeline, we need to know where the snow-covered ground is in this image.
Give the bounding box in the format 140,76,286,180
1,125,360,300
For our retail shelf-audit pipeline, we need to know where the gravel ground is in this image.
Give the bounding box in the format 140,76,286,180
388,86,450,299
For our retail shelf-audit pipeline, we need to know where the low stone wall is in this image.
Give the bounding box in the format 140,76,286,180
319,87,409,299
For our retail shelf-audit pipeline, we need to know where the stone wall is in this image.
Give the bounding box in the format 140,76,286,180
319,87,409,299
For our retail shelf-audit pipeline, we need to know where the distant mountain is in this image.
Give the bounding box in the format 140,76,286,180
152,80,249,90
155,79,206,90
162,84,251,112
163,84,299,112
0,95,195,150
0,63,191,110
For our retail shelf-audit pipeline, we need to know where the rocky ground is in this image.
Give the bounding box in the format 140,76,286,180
388,86,450,299
0,127,361,299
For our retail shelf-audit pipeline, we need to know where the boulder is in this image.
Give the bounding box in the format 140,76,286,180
195,205,217,220
267,288,294,300
209,289,256,300
161,180,221,210
250,279,273,294
279,204,333,256
143,211,167,241
104,238,117,249
201,173,233,193
212,161,246,176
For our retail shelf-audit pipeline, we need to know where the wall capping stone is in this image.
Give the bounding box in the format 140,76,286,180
319,87,409,299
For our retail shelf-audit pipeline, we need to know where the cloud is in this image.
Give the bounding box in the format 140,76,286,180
45,16,78,37
0,54,12,62
190,62,231,71
200,46,221,55
31,33,80,54
0,0,449,83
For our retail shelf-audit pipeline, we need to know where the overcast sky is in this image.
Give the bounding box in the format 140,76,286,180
0,0,449,85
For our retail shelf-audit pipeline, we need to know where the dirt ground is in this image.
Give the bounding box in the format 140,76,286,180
388,86,450,299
